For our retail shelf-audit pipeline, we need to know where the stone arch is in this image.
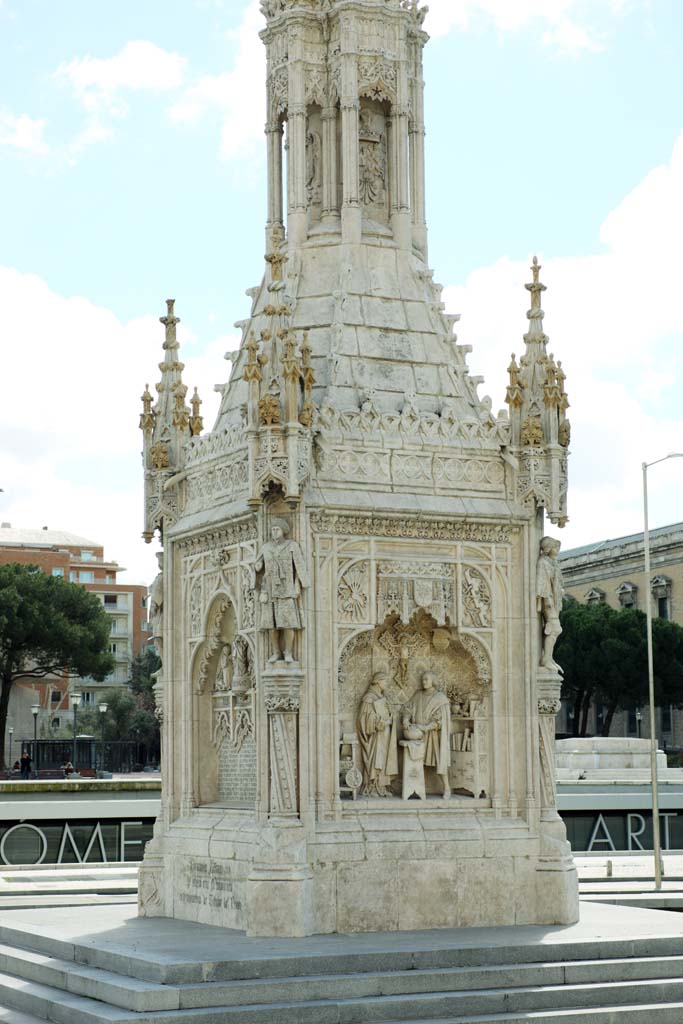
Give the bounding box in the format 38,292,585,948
191,593,237,806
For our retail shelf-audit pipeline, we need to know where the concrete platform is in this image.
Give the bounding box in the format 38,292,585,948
0,902,682,1020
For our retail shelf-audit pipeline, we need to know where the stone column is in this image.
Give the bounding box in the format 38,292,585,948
409,74,427,258
537,684,561,820
246,668,312,936
266,121,284,252
394,104,412,250
321,105,339,221
340,52,361,244
287,41,307,247
265,679,301,817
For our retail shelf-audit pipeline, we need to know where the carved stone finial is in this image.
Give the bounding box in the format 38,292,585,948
189,387,204,437
160,298,180,348
140,384,155,432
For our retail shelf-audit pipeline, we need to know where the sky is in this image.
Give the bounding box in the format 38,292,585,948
1,0,682,586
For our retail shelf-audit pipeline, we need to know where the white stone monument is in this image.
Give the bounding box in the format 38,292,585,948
138,0,578,937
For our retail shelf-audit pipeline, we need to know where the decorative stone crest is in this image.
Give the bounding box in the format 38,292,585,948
338,562,370,622
377,561,454,626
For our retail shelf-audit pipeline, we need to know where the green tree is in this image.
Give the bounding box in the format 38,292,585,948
0,564,114,766
556,597,683,736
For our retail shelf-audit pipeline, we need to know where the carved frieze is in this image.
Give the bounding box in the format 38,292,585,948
311,512,512,544
316,400,506,450
177,519,258,555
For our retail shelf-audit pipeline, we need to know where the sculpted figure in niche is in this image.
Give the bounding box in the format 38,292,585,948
215,644,232,692
402,672,452,799
255,518,309,664
357,672,398,797
536,536,564,670
149,552,164,660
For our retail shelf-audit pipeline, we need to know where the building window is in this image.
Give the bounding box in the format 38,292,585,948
80,550,95,561
51,690,61,704
51,718,60,730
82,691,95,705
585,588,606,605
617,582,638,609
104,594,118,606
651,576,672,620
70,571,76,582
106,574,115,583
52,568,64,578
79,570,94,583
141,596,147,608
110,643,117,654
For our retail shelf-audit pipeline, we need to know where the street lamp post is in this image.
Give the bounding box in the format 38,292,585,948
643,452,683,890
98,702,108,773
636,708,642,739
8,726,13,769
31,704,39,777
71,692,82,770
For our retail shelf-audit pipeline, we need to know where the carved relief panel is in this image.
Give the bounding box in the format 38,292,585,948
338,615,491,802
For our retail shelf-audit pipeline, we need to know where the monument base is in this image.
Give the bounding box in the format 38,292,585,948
141,808,578,936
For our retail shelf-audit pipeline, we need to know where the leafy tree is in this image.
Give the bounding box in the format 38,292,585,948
130,647,161,714
0,564,114,767
556,597,683,736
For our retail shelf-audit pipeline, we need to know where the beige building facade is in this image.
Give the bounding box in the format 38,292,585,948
559,522,683,744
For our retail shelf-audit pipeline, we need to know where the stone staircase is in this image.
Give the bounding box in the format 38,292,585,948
1,918,683,1022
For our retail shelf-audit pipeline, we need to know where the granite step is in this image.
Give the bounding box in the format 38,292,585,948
4,914,683,986
3,943,683,1012
3,972,683,1023
381,1008,683,1023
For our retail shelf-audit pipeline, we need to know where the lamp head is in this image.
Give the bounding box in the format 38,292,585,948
8,726,13,736
31,705,39,717
71,692,82,708
98,702,108,714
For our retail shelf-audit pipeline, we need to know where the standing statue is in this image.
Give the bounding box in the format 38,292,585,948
255,519,309,664
536,536,564,670
357,672,398,797
402,671,452,799
149,551,164,660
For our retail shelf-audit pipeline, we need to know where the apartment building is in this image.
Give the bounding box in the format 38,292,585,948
0,524,150,745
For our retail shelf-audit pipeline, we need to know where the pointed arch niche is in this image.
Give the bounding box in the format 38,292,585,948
337,613,492,802
191,594,256,807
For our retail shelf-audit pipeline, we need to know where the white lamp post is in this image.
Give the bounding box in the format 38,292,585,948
31,704,39,776
8,726,13,769
71,692,82,770
98,701,108,772
643,452,683,889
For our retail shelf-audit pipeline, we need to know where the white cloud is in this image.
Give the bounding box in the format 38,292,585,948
0,110,48,153
0,270,230,584
169,0,265,162
425,0,624,54
443,127,683,548
55,40,187,116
